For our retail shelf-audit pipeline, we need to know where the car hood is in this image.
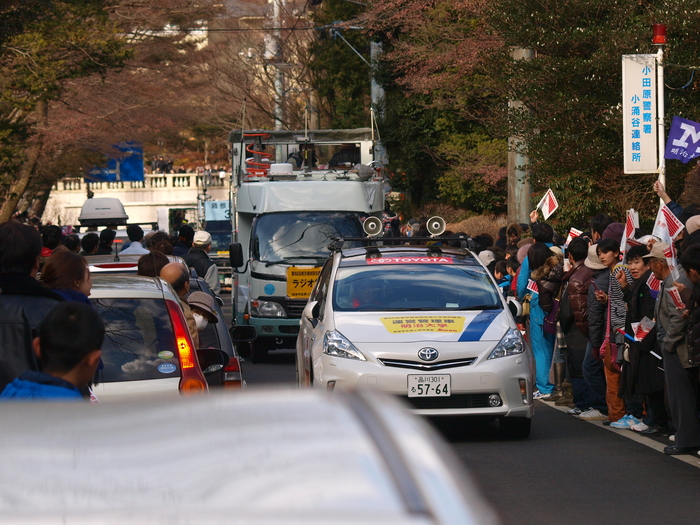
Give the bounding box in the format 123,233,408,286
333,309,511,344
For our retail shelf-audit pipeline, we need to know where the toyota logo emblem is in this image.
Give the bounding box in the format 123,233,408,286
418,347,439,362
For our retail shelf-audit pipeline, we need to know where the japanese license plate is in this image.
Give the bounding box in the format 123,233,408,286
407,375,451,397
286,266,321,299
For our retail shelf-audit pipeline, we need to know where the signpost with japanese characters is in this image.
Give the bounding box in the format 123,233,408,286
622,54,658,174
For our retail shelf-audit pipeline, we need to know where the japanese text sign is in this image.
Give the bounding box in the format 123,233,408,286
622,55,658,174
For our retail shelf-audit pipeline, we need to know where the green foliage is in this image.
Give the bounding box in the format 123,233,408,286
484,0,700,224
309,0,371,128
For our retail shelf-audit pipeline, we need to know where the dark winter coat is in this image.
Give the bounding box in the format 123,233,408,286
530,253,564,314
561,260,593,338
619,270,664,396
587,269,610,350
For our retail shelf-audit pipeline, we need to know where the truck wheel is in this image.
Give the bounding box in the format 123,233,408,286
251,338,271,363
499,417,531,439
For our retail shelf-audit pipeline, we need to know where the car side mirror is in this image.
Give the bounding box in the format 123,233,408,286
303,301,320,328
215,296,224,308
229,243,244,269
507,297,522,318
230,325,257,343
196,347,230,387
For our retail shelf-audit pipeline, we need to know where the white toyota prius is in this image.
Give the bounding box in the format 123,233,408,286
296,245,536,438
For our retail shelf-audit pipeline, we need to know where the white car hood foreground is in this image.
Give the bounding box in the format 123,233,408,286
0,389,498,525
334,309,511,344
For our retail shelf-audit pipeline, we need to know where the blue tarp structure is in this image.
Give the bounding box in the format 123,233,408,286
85,142,144,182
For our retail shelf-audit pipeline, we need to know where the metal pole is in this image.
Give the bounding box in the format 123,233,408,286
273,0,284,137
656,45,665,204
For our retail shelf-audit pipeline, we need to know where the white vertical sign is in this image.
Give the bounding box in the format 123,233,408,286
622,54,658,174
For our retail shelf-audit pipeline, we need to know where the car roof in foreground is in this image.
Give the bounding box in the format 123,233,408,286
0,389,497,525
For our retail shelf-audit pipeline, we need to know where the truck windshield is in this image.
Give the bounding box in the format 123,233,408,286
252,212,364,263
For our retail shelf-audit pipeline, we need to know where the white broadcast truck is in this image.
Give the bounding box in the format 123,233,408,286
227,129,386,362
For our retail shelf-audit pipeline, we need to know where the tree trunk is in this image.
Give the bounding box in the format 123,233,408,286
0,100,47,223
27,181,53,220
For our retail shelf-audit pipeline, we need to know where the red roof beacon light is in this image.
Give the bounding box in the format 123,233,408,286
652,24,667,45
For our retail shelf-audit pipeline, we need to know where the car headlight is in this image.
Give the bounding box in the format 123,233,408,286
323,330,366,361
487,328,525,360
250,300,286,318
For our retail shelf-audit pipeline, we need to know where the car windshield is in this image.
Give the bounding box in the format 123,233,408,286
332,263,502,312
91,298,180,382
252,212,364,263
205,220,232,252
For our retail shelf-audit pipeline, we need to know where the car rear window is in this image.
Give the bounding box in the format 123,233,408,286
332,263,502,312
91,298,180,382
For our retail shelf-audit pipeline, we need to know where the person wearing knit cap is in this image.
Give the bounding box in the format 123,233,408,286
602,222,624,245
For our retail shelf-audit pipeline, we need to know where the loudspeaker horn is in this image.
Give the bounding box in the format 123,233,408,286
363,216,383,237
426,216,446,236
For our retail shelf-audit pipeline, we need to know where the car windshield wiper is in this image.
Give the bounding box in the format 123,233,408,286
264,256,326,267
458,304,502,310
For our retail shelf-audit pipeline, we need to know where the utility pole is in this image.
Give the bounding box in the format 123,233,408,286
653,24,667,203
507,47,534,225
273,0,284,136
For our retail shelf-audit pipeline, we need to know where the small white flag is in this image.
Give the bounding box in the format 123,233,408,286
565,227,583,246
666,286,686,310
620,209,639,256
536,189,559,220
632,317,655,342
527,279,540,294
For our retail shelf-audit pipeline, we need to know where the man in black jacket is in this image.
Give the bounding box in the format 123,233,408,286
95,228,116,255
0,221,64,390
183,230,220,295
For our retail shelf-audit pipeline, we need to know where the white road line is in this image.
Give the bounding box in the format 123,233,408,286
538,400,700,469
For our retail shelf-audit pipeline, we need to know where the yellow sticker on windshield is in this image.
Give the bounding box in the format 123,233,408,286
380,316,465,334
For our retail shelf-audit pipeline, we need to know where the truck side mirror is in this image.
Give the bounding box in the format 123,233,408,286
230,325,257,343
229,243,244,268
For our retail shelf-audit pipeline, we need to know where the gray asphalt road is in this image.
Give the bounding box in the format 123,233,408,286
238,343,700,525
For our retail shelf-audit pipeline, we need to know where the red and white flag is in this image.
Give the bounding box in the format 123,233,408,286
663,242,681,281
652,204,684,242
565,227,582,246
632,317,655,342
536,189,559,220
620,208,639,256
666,286,686,310
527,279,540,294
652,203,683,281
646,273,661,293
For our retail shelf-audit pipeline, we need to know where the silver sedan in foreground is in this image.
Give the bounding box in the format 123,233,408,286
0,389,498,525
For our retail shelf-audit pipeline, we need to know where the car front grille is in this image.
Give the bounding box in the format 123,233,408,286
279,325,300,335
378,357,477,371
401,393,498,410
